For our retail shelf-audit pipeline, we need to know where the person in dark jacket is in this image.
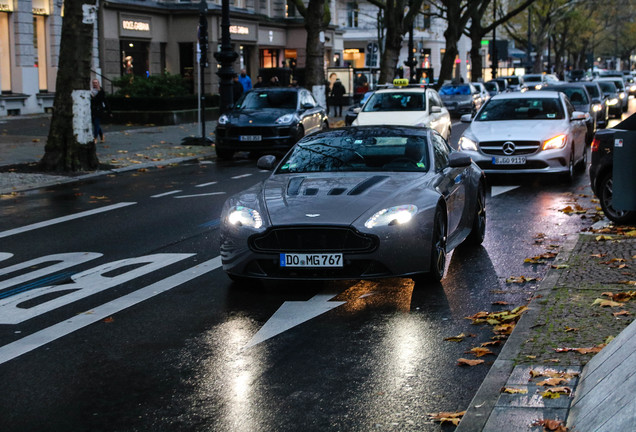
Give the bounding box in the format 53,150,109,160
232,74,244,103
253,75,265,88
331,78,346,117
90,79,109,143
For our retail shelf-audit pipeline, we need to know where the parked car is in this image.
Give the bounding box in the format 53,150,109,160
352,84,452,141
472,82,491,103
623,75,636,97
500,75,526,91
214,87,329,160
597,77,628,113
596,80,622,119
568,69,588,82
581,81,609,129
458,91,588,182
488,78,509,93
219,126,486,283
523,73,560,90
537,83,595,144
438,83,483,117
484,81,501,97
589,113,636,224
345,90,374,126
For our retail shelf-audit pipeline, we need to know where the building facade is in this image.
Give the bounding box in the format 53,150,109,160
0,0,469,117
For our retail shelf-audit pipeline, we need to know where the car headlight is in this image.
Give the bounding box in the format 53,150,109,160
630,85,636,92
227,206,263,229
542,134,567,150
218,114,230,125
365,205,417,229
607,98,619,106
592,104,602,112
619,92,626,99
458,136,478,151
276,113,296,124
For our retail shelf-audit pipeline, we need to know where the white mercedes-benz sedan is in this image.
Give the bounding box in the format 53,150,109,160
458,91,588,182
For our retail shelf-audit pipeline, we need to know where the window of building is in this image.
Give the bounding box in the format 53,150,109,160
415,4,431,30
0,13,11,93
286,0,297,18
347,2,358,28
260,49,279,68
33,15,48,91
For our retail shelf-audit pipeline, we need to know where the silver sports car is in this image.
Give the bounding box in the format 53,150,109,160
220,126,486,283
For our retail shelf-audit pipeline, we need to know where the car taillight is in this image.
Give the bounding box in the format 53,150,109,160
591,137,600,152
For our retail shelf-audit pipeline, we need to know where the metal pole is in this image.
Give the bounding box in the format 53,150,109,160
492,0,497,79
199,0,208,141
214,0,238,115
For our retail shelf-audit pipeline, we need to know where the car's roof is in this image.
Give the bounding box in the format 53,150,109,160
491,91,561,100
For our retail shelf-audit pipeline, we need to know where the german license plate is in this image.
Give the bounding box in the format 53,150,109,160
239,135,262,142
279,253,343,268
492,156,526,165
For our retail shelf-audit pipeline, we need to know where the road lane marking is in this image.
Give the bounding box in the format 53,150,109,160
195,182,218,188
0,256,222,365
231,174,252,179
151,190,182,198
491,186,520,197
175,192,226,198
0,202,137,239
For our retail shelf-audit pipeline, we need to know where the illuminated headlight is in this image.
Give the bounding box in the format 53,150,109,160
619,92,626,99
607,98,619,106
276,113,296,124
630,85,636,92
542,134,567,150
228,206,263,229
592,104,602,112
535,84,543,90
218,114,230,125
458,136,478,151
365,205,417,229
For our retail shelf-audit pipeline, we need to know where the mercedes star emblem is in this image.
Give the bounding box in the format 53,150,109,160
502,141,516,155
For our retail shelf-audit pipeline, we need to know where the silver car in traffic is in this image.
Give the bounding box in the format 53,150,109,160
458,91,588,181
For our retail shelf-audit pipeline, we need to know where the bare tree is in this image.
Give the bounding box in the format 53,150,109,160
290,0,331,89
40,0,98,172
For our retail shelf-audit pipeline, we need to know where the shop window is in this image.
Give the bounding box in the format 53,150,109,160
33,15,48,91
0,13,11,92
260,49,279,69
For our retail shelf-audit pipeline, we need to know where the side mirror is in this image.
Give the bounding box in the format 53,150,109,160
257,155,277,170
460,114,472,123
431,106,442,114
449,152,472,168
353,107,361,114
571,111,587,121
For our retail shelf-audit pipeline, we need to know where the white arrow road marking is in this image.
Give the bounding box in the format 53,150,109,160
0,256,222,365
245,291,346,348
0,202,137,239
491,186,520,197
175,192,226,198
151,190,182,198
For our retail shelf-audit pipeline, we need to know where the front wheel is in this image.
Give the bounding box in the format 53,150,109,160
413,209,447,284
464,183,486,246
598,171,636,224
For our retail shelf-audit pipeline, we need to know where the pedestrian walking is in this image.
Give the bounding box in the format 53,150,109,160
238,68,252,92
331,77,346,117
90,79,109,143
232,73,244,103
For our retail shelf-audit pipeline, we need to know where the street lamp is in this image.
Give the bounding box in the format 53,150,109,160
214,0,238,115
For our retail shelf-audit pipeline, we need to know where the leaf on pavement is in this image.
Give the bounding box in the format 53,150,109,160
595,235,614,241
613,310,631,317
428,411,465,426
494,323,516,335
444,333,472,342
551,264,569,269
466,347,494,357
481,340,501,347
457,358,484,367
554,344,606,355
506,276,539,284
531,419,569,431
529,369,579,380
541,387,572,399
590,253,607,258
492,301,510,305
559,204,586,214
564,326,579,333
538,378,569,387
103,317,114,323
591,298,625,308
502,387,528,394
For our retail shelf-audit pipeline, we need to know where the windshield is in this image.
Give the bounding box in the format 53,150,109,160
476,98,564,121
524,74,542,82
597,81,617,93
560,88,589,105
439,85,471,96
237,91,298,110
362,92,426,112
505,77,520,85
583,84,600,98
484,82,498,91
276,133,430,173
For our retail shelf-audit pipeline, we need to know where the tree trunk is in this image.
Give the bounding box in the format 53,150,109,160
378,0,404,84
41,0,98,172
470,28,484,82
439,28,459,85
303,0,327,89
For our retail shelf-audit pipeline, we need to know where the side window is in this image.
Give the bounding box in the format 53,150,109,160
563,97,574,117
430,132,450,171
306,92,317,107
428,91,439,108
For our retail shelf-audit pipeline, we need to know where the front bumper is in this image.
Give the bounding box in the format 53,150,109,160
215,124,300,152
462,147,572,175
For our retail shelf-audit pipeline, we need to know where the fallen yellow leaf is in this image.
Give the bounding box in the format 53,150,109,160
467,347,495,357
502,387,528,394
457,358,484,367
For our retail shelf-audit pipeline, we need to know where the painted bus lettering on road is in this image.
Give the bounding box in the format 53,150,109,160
0,253,193,325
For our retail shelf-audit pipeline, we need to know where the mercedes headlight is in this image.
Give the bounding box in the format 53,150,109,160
592,104,602,112
542,134,567,150
607,98,619,106
276,113,296,124
365,205,417,228
458,135,478,151
228,206,263,229
218,114,230,125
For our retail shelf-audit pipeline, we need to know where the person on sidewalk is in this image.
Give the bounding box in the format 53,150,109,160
253,75,265,88
232,73,244,103
90,79,109,143
331,77,346,117
238,69,252,92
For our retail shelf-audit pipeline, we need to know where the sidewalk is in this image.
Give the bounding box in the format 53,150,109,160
1,115,634,431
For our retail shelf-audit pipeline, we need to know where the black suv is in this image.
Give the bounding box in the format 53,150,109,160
590,113,636,224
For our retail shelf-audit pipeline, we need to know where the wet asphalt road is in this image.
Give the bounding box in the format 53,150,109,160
0,108,631,431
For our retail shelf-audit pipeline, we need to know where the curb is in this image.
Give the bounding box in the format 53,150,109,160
456,234,581,431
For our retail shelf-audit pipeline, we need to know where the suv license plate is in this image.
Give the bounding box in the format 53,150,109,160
280,253,343,268
240,135,262,142
492,156,526,165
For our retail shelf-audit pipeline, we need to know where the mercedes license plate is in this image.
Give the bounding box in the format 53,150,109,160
239,135,262,142
280,253,343,268
492,156,526,165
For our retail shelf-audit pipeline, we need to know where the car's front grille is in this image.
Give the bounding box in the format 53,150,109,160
250,227,378,253
479,140,541,156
